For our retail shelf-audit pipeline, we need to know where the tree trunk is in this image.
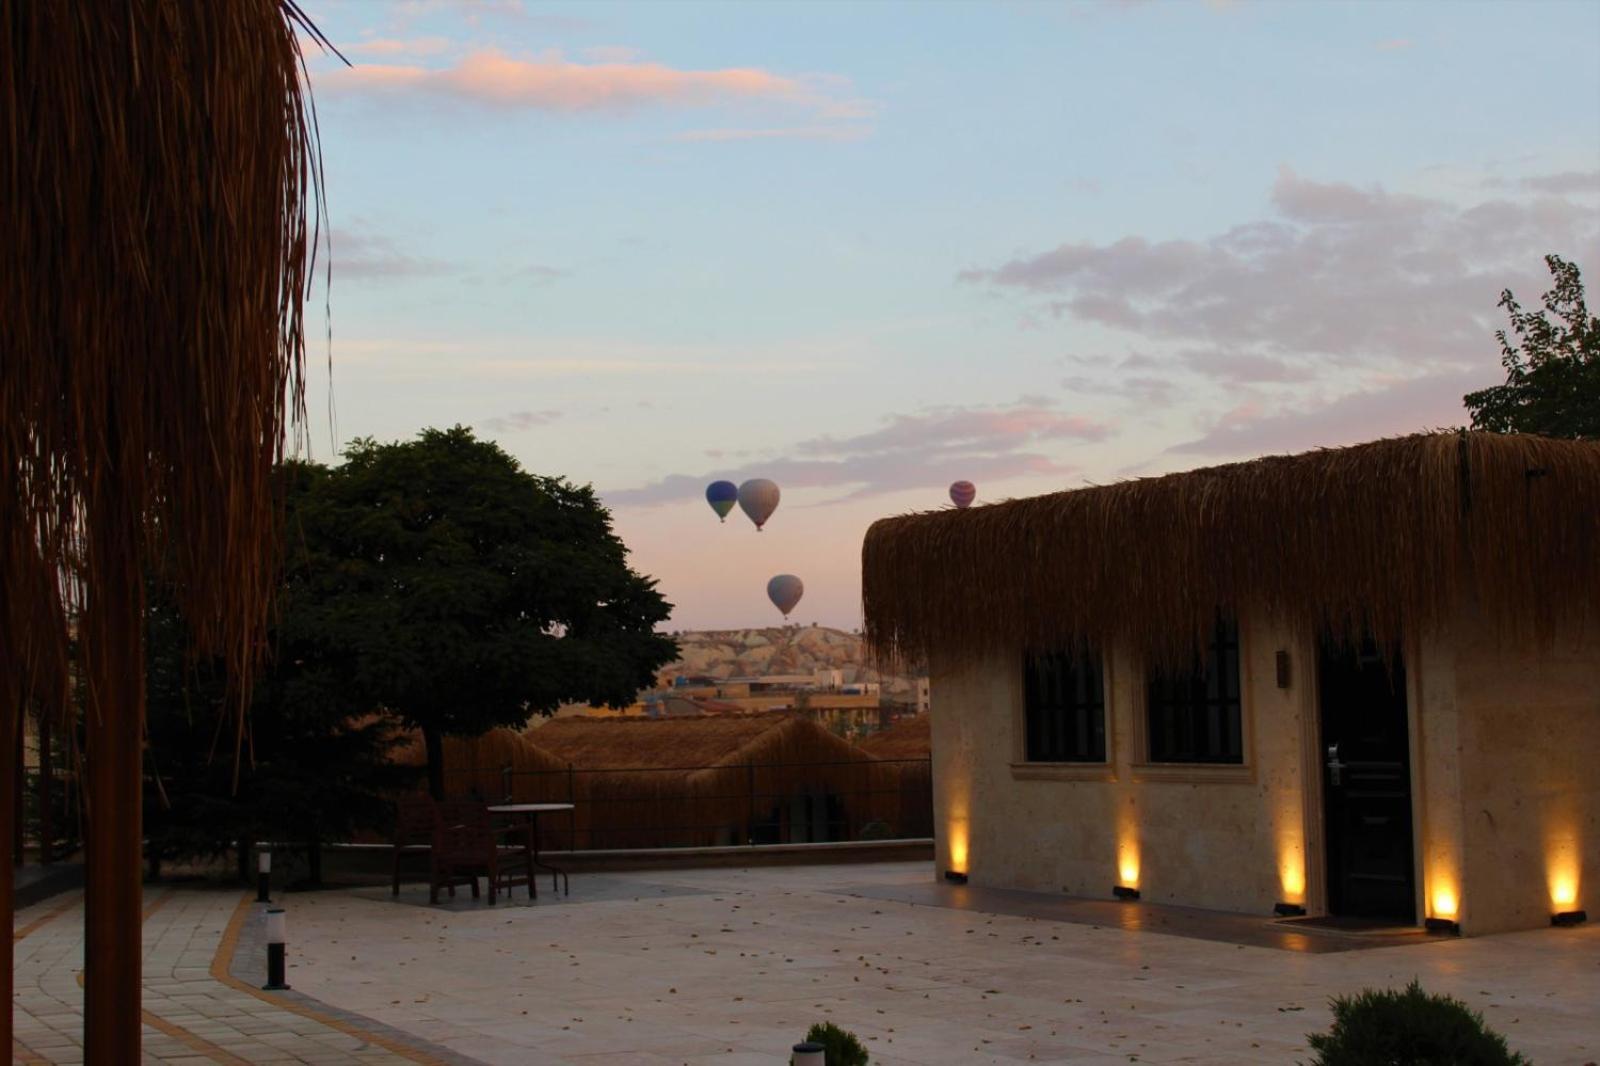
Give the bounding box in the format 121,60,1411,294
423,727,445,800
82,528,144,1064
37,710,51,864
0,690,17,1054
11,710,22,867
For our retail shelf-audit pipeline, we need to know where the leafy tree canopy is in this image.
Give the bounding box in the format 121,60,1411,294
314,426,677,795
1464,254,1600,439
145,459,415,875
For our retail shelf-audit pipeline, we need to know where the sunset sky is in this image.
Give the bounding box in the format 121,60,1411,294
296,0,1600,631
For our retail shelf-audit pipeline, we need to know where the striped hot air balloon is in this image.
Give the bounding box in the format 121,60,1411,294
949,480,976,508
738,478,780,531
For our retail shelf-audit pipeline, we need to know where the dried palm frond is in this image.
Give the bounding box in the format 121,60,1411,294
863,432,1600,670
2,2,325,1054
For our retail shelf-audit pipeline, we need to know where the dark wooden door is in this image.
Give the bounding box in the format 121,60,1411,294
1318,637,1416,922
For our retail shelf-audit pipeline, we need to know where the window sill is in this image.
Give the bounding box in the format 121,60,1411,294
1131,762,1254,785
1009,762,1116,782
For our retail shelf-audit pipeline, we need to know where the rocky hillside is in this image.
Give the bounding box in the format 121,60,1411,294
658,625,924,699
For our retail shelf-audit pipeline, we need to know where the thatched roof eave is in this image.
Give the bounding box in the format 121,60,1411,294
862,432,1600,668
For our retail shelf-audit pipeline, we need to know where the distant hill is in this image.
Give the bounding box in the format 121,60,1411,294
658,625,925,700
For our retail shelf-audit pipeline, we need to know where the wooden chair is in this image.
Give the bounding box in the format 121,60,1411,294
391,796,437,897
429,801,536,905
431,800,492,904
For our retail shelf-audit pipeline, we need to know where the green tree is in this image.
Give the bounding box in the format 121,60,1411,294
318,427,677,797
144,461,416,879
1464,254,1600,438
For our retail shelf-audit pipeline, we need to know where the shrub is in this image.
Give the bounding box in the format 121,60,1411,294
804,1021,869,1066
1306,980,1529,1065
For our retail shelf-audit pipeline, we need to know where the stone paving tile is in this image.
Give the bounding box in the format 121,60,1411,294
12,887,465,1064
272,861,1600,1065
15,862,1600,1063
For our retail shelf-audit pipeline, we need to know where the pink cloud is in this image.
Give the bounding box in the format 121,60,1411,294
345,36,452,57
322,50,842,115
605,397,1109,507
1172,370,1484,457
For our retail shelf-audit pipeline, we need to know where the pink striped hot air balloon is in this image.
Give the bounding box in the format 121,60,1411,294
949,480,976,508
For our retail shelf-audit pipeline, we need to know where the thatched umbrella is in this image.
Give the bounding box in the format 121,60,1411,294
1,3,328,1058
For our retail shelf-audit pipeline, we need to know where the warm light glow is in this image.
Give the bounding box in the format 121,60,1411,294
1431,885,1459,920
1544,820,1580,910
1116,799,1140,888
948,823,969,872
1275,819,1306,903
1279,855,1306,902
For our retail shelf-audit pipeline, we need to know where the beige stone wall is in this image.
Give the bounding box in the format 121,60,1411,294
931,615,1315,916
1449,617,1600,935
933,607,1600,936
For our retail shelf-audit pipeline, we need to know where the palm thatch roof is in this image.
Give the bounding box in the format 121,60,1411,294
528,712,866,771
392,727,566,802
528,713,896,849
857,715,931,760
863,432,1600,668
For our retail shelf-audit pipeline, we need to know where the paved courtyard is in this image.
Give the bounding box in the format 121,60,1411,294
13,861,1600,1064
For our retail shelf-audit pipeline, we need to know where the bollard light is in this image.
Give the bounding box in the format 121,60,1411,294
791,1042,825,1066
263,907,290,990
257,848,271,903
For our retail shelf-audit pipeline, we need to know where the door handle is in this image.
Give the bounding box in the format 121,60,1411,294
1326,743,1345,787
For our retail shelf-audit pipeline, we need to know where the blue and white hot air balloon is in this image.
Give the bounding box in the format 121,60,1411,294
705,480,738,523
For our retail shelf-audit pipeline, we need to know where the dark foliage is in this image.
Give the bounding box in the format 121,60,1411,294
804,1021,870,1066
1306,980,1529,1066
1465,254,1600,439
314,427,677,796
143,461,416,874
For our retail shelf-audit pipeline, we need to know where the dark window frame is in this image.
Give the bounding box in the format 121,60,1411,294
1023,647,1107,763
1145,616,1244,765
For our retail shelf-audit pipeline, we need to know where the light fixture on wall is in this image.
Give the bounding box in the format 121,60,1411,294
1550,909,1587,927
1273,902,1306,917
1112,884,1140,901
943,870,968,885
1424,917,1460,936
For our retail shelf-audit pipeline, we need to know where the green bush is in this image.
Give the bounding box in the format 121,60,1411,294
1306,980,1528,1065
804,1021,869,1066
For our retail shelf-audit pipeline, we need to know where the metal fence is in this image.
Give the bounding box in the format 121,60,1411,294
440,757,933,851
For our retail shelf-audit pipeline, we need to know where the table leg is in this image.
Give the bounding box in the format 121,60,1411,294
530,815,568,898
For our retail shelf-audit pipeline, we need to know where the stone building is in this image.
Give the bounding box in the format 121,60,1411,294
862,432,1598,935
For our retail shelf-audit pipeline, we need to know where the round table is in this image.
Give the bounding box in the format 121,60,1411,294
487,803,574,898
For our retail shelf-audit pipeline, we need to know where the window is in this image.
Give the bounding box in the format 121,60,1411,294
1146,616,1243,764
1024,648,1106,762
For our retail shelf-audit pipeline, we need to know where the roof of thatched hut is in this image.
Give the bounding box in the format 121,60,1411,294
857,715,930,760
863,432,1600,668
528,712,869,772
392,727,567,800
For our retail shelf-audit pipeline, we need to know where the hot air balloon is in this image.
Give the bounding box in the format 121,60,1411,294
767,574,804,618
705,480,738,522
949,480,976,508
738,478,780,531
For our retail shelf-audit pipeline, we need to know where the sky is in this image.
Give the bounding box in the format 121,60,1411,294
294,0,1600,632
